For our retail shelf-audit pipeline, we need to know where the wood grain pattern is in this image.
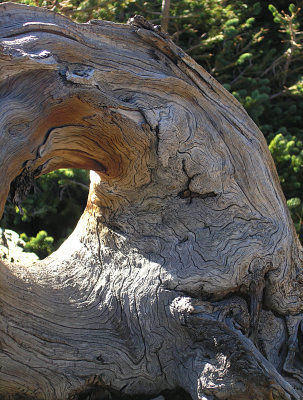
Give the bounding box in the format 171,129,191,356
0,3,303,399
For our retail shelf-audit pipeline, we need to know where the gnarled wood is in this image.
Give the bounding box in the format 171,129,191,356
1,3,303,399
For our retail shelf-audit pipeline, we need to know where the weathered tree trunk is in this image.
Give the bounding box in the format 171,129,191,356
1,3,303,399
161,0,170,33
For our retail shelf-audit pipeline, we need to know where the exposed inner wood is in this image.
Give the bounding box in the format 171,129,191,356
0,3,303,400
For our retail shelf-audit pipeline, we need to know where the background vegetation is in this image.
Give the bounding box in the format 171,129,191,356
1,0,303,257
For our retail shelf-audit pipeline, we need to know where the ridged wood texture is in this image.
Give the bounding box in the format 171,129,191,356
1,4,303,400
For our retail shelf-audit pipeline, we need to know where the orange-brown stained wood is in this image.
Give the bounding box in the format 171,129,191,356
31,100,152,181
0,90,153,219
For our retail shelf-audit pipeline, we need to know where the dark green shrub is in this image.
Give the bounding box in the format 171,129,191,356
21,230,55,259
2,169,89,256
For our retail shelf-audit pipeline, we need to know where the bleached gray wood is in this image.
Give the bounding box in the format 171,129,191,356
0,3,303,399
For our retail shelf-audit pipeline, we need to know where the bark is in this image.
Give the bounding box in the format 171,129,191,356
161,0,171,33
0,3,303,400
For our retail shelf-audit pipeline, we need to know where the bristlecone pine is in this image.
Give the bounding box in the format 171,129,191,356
1,3,303,400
